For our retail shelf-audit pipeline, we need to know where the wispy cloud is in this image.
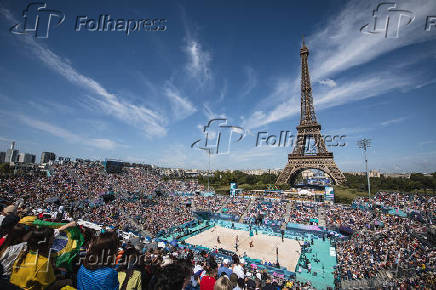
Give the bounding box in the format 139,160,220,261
245,71,415,129
419,140,436,149
243,0,436,130
180,7,213,88
202,102,226,120
381,116,408,127
318,79,337,88
324,127,372,136
164,83,197,120
240,66,257,97
308,0,436,81
16,114,122,150
0,8,167,138
228,146,278,163
217,80,228,103
184,40,212,87
415,78,436,89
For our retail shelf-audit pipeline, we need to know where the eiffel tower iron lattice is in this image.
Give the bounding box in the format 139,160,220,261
276,40,346,185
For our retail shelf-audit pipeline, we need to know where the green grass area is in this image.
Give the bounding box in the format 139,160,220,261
334,186,368,204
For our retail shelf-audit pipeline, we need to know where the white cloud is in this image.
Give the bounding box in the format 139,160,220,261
240,66,257,97
308,0,436,81
0,8,167,138
184,40,212,86
202,103,226,120
16,114,122,150
381,116,408,127
164,84,197,120
318,79,337,88
243,0,436,130
217,80,227,103
227,146,278,163
245,71,415,129
159,144,206,169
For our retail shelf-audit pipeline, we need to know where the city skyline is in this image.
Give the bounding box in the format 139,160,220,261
1,0,436,172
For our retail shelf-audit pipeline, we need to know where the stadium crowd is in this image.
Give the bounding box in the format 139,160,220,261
0,162,434,289
326,193,435,287
244,200,287,225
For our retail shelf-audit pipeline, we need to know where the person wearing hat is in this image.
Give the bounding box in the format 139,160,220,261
218,258,233,278
0,205,17,227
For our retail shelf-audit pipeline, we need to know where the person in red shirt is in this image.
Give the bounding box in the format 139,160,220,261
200,258,218,290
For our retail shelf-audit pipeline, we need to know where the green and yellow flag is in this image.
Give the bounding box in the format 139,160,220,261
32,219,84,271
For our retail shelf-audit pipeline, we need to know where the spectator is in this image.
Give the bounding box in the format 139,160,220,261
0,224,30,277
200,258,217,290
117,246,142,290
77,231,119,290
214,275,232,290
0,214,20,247
231,255,244,279
151,260,192,290
10,227,56,289
218,258,232,278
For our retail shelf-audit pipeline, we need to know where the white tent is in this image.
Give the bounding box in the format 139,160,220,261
298,189,313,196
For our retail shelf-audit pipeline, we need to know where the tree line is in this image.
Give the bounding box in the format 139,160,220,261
344,172,436,194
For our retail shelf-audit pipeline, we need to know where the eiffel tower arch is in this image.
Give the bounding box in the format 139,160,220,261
276,40,346,186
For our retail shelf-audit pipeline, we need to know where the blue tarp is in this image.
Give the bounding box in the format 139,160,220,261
388,208,407,217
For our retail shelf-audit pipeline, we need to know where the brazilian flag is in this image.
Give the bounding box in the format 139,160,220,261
32,219,84,271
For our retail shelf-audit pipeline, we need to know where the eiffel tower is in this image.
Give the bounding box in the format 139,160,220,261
276,40,345,185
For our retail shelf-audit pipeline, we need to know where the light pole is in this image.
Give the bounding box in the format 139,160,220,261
207,148,211,192
358,138,372,199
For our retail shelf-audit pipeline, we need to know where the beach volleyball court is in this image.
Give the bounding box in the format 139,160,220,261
185,225,301,271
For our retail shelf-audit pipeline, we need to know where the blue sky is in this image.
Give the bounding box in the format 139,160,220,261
0,0,435,172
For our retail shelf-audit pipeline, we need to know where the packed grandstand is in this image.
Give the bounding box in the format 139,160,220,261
0,162,434,289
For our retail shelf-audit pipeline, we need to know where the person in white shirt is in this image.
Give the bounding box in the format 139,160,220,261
231,254,245,279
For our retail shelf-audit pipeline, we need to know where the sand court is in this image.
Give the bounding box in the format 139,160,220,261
185,225,301,271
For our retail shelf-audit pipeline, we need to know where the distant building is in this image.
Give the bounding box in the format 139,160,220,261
0,152,5,163
40,152,56,164
345,170,381,178
369,170,381,178
58,157,71,164
344,171,366,176
382,173,411,179
239,169,282,175
5,141,19,163
18,153,36,164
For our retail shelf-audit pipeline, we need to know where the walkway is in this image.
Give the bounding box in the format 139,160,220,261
238,198,254,223
318,206,327,227
281,201,294,230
